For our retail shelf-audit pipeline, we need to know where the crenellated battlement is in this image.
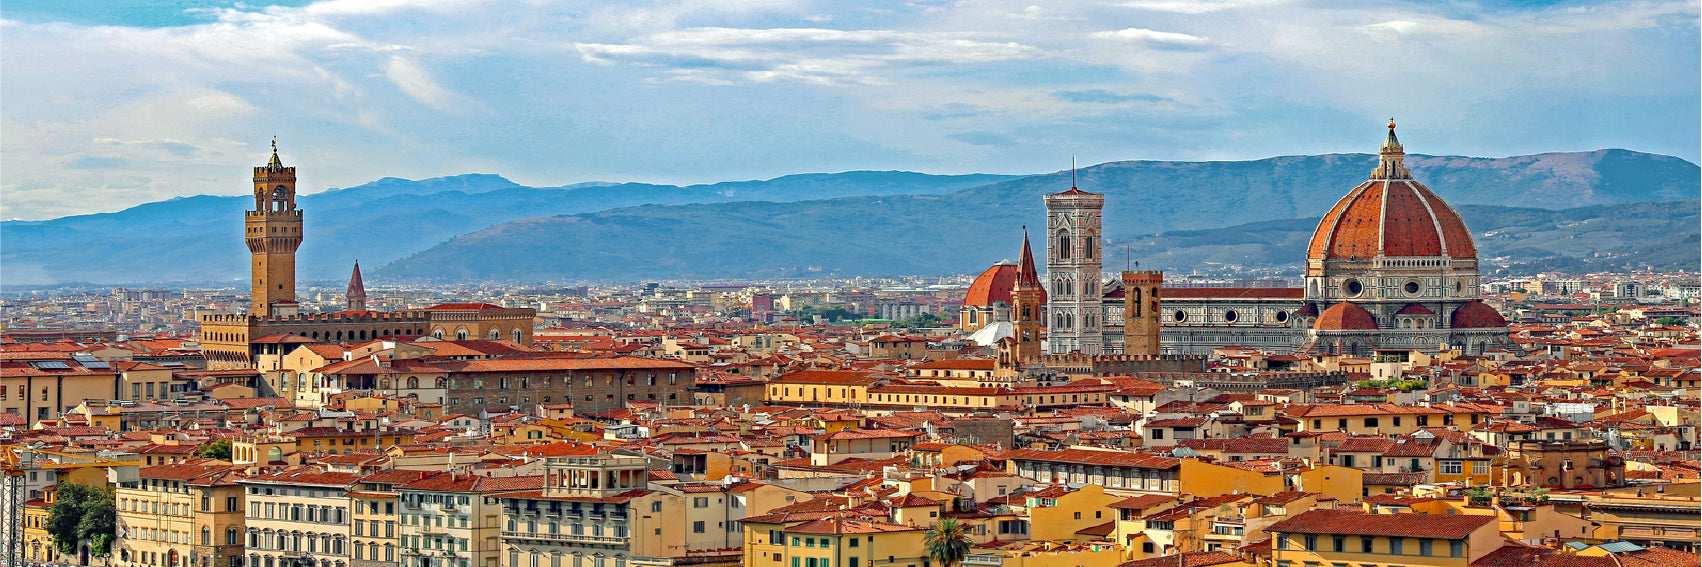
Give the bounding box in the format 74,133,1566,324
245,210,303,219
1121,270,1164,284
1038,353,1204,363
253,166,296,177
201,311,427,325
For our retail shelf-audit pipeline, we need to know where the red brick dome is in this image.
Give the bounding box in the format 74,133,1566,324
1450,301,1507,328
1307,125,1476,262
1307,178,1476,261
964,261,1044,307
1314,302,1378,330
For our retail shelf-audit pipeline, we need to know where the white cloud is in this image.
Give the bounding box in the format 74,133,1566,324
385,55,475,112
0,0,1695,220
1089,27,1210,45
577,27,1044,84
1115,0,1287,15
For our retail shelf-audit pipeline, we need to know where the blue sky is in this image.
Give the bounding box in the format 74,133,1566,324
2,0,1697,220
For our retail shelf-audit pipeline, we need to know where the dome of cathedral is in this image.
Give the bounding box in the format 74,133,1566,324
1306,124,1477,262
1449,301,1507,328
965,260,1039,307
1314,302,1379,331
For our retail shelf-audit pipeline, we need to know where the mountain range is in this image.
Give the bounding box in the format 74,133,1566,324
3,149,1695,284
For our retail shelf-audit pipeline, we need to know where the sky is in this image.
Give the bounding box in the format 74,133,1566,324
2,0,1697,221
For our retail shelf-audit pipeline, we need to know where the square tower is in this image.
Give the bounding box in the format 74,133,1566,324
247,142,303,316
1044,186,1105,354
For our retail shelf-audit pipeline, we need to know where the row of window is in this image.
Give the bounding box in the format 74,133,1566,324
245,529,345,554
458,392,679,406
352,520,397,537
246,502,348,524
1311,414,1479,429
1275,534,1464,557
505,519,626,537
510,551,624,567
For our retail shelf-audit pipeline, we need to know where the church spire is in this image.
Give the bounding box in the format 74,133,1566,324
1371,118,1410,180
1015,226,1041,289
346,260,367,312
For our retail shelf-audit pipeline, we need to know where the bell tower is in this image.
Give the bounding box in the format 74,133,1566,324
247,140,303,316
1121,270,1163,356
1009,228,1046,363
1044,172,1105,354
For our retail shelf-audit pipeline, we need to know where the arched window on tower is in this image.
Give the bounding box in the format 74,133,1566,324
1084,236,1095,259
1056,231,1071,260
1132,289,1142,316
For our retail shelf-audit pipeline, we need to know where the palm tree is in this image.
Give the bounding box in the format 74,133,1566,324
923,518,973,567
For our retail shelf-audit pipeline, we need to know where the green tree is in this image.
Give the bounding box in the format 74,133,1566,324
46,484,89,554
79,494,116,557
196,439,233,460
923,518,973,567
894,312,944,328
1654,317,1687,326
46,482,117,556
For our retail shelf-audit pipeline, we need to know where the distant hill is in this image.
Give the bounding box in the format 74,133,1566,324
0,171,1016,285
378,151,1699,281
5,149,1694,284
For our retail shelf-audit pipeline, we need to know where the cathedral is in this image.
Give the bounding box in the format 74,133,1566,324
962,122,1513,357
199,143,536,370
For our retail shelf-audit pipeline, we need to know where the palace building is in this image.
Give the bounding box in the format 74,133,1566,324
969,122,1512,357
199,144,536,370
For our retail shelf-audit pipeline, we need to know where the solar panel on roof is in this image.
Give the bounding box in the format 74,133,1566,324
30,361,71,370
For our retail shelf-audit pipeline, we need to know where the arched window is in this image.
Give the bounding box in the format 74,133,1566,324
1084,235,1096,259
406,377,419,389
380,379,391,389
1131,288,1142,316
490,329,501,339
435,377,446,388
514,329,523,342
432,329,444,339
1056,231,1071,260
455,329,468,340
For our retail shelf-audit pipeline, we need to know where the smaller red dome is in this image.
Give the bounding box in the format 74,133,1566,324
1315,302,1379,331
963,262,1017,307
1294,302,1319,317
1450,301,1507,328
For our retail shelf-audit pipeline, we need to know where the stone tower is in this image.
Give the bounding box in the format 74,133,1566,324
247,141,303,316
1121,270,1163,355
1009,228,1046,363
346,261,367,312
1044,180,1105,354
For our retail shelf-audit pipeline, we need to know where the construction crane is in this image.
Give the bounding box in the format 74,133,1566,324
0,447,139,567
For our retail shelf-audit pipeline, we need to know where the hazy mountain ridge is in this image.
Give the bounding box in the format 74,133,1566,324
1,171,1017,285
376,150,1699,281
4,150,1694,284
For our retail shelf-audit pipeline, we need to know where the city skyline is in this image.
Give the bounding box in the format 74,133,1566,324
3,0,1699,220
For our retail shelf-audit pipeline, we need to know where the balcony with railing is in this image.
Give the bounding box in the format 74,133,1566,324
962,554,1003,566
500,531,627,545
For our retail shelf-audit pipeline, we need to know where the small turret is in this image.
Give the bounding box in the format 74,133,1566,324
346,261,368,312
1372,119,1411,180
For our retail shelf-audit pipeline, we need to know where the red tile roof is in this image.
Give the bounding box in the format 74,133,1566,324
1268,509,1493,539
